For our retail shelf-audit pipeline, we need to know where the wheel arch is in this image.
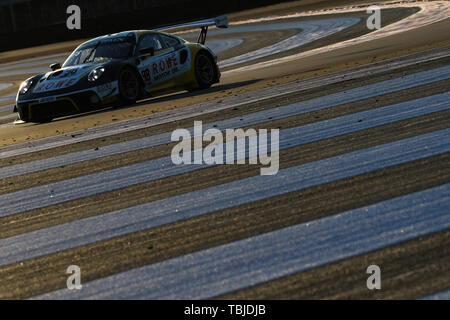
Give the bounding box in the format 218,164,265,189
191,46,220,88
116,64,144,104
117,63,145,88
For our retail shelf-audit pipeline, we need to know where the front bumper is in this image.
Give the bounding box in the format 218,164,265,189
16,81,119,122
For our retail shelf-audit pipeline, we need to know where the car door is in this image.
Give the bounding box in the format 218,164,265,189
136,33,191,92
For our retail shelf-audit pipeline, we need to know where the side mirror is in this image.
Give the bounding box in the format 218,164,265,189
50,63,61,71
139,47,155,56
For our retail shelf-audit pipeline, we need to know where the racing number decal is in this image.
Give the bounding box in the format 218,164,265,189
141,68,151,83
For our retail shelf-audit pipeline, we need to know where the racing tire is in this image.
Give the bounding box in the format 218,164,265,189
17,106,29,122
118,67,142,105
194,52,217,89
17,106,53,123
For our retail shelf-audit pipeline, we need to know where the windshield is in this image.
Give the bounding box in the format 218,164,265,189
63,38,135,67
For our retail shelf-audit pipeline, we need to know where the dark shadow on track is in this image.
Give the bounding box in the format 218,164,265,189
39,79,260,124
133,79,260,107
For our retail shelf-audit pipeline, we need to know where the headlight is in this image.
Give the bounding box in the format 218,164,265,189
19,79,33,95
88,67,105,82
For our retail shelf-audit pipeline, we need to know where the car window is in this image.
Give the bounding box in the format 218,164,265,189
95,42,134,59
160,35,181,48
63,40,134,67
137,34,164,52
65,49,91,66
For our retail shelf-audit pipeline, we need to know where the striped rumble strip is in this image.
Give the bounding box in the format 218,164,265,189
0,46,449,300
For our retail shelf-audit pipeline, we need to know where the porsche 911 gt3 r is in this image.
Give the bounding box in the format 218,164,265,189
15,15,228,123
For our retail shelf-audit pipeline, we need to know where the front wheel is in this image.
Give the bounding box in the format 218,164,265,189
17,106,29,122
118,67,142,105
194,52,217,89
17,105,53,123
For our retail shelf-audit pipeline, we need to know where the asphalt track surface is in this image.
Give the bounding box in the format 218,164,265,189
0,0,449,300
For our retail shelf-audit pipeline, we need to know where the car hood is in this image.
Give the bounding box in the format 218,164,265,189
31,62,106,94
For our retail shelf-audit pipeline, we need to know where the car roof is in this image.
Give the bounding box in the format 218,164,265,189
79,30,178,48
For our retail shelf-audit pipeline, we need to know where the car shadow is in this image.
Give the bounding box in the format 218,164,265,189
47,79,260,124
133,79,260,107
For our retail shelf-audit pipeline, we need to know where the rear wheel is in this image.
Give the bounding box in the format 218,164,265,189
118,67,142,105
194,52,217,89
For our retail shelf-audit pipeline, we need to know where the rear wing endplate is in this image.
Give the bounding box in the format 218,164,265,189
156,15,228,45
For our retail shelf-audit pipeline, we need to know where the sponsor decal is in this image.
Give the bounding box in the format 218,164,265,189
33,66,93,93
97,82,112,92
38,96,57,104
96,81,118,98
33,78,78,93
57,69,78,78
152,53,180,82
140,48,191,86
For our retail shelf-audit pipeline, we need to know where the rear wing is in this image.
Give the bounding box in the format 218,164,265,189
156,15,228,45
